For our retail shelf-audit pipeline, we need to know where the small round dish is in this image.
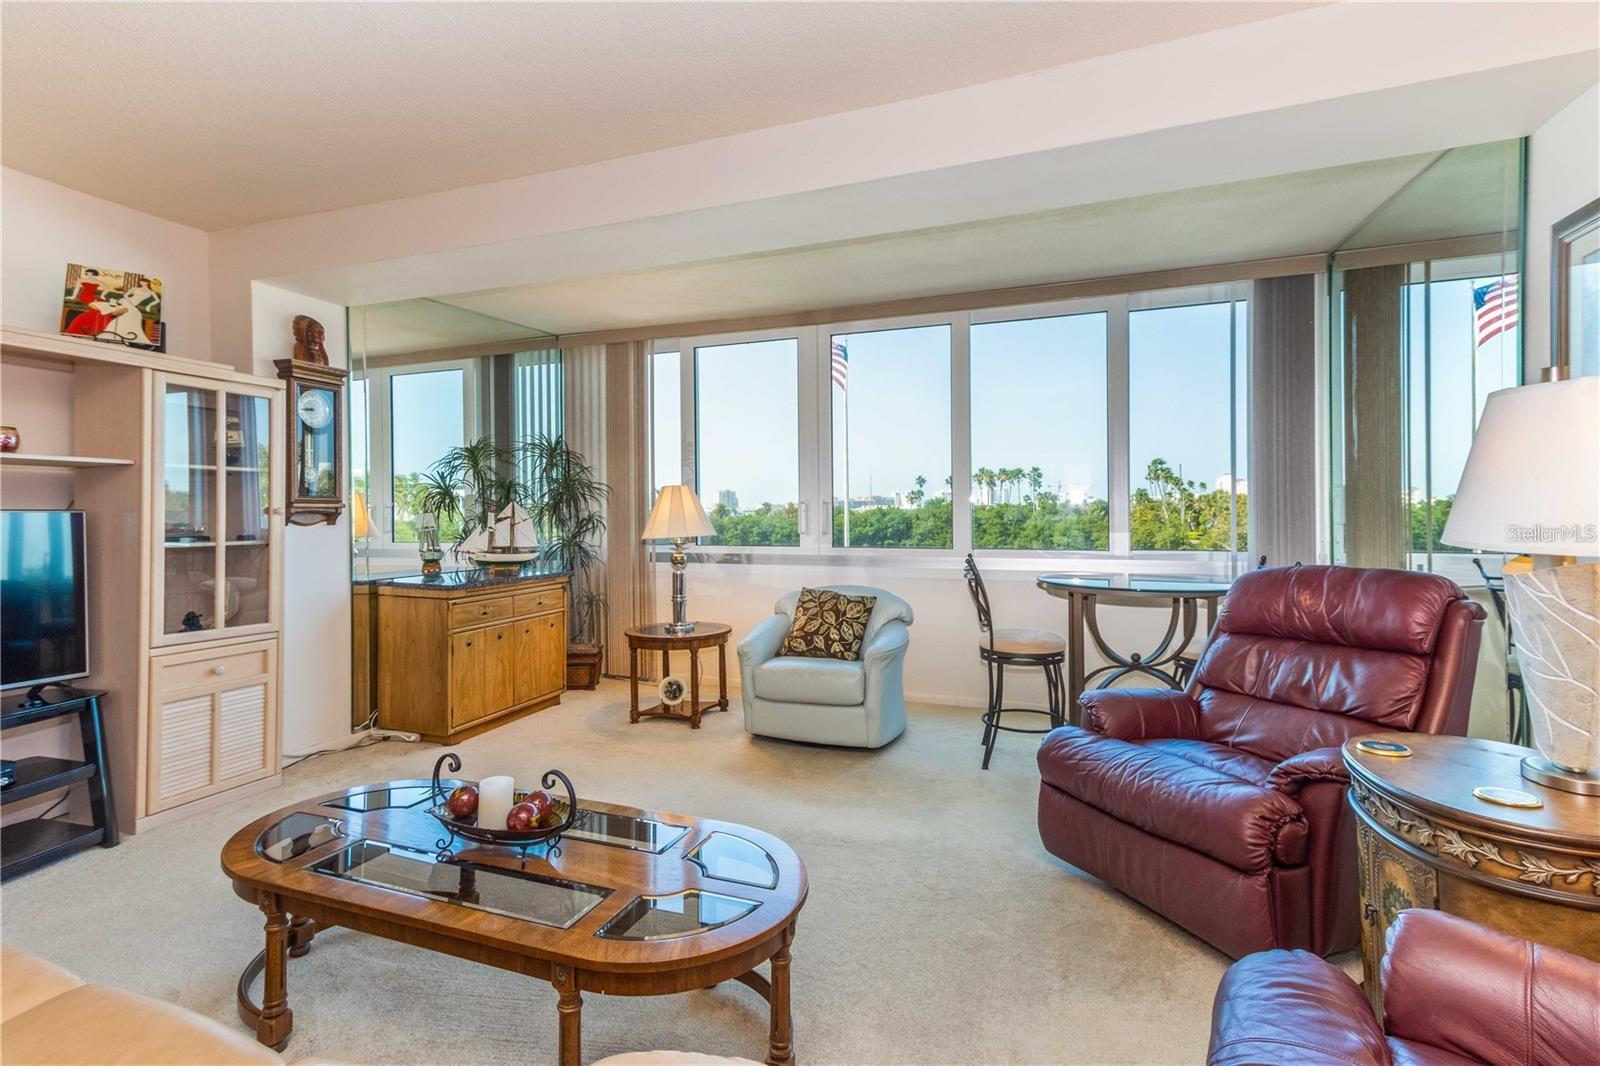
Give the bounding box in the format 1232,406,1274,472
426,753,582,857
1472,785,1544,809
1354,738,1414,758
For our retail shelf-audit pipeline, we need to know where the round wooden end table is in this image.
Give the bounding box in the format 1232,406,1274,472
1343,733,1600,1013
625,622,732,729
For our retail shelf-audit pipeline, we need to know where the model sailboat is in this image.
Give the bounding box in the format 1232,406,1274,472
468,502,539,568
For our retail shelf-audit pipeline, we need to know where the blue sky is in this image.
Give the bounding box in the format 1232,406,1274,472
388,368,465,480
676,301,1253,510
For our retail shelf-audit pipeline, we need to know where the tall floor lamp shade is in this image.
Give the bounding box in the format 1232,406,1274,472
642,485,716,635
1442,375,1600,794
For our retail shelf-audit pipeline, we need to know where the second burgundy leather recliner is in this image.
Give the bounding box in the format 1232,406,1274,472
1037,564,1485,958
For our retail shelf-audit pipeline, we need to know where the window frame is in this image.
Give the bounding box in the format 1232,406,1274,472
817,311,963,557
679,326,815,554
361,357,481,555
658,282,1254,577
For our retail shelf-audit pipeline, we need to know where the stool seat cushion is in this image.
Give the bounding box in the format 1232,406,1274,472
988,627,1066,656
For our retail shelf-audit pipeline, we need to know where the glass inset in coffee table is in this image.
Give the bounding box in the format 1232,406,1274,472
222,781,806,1066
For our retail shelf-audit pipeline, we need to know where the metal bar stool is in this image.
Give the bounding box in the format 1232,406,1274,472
962,553,1067,770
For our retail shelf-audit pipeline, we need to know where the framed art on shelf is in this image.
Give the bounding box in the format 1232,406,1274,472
59,263,165,351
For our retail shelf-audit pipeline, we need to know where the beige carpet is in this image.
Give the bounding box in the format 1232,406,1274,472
1,683,1241,1065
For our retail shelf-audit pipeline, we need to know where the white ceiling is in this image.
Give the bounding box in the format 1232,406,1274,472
352,298,552,359
0,1,1317,230
429,145,1524,335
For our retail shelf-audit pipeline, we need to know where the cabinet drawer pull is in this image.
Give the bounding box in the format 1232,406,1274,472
212,666,227,676
465,640,473,648
496,633,504,640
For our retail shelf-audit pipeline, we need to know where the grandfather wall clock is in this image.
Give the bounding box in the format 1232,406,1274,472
275,315,349,525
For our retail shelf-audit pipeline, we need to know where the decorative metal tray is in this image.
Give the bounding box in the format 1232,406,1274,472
426,752,583,858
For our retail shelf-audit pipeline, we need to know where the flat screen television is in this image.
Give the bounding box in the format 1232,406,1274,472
1,510,89,693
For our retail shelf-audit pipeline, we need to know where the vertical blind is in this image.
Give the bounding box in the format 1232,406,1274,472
514,347,565,442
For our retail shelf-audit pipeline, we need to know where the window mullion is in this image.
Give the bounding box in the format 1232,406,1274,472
680,341,696,490
951,315,972,556
798,327,827,553
1107,297,1131,557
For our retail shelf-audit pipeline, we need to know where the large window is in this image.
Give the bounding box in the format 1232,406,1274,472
1128,297,1248,553
656,284,1254,573
695,337,801,547
970,310,1108,550
390,368,466,543
830,323,951,548
358,359,477,552
1403,259,1520,570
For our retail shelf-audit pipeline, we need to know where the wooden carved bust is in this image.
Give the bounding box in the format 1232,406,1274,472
292,314,329,365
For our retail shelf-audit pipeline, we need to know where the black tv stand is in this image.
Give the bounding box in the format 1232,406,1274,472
0,688,119,881
18,681,88,708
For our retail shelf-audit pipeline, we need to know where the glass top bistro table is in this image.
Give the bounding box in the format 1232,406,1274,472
222,780,807,1066
1036,573,1233,723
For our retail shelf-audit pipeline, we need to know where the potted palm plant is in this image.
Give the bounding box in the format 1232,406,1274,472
521,435,608,689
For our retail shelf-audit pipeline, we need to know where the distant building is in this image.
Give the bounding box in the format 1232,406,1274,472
718,489,739,512
1059,484,1092,506
1214,474,1249,496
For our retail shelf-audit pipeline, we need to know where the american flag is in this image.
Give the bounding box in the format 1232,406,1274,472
830,338,849,390
1473,278,1519,347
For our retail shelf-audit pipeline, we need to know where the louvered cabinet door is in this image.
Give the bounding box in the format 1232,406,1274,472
148,639,279,814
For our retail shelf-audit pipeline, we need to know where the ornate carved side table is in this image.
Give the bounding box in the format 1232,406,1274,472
1344,733,1600,1013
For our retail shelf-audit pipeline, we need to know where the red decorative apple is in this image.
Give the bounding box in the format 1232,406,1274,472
506,801,538,831
446,784,479,820
523,789,556,827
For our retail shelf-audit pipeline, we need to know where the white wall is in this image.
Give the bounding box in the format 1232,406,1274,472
0,167,211,356
250,283,354,756
1524,83,1600,376
664,563,1218,712
676,563,1513,741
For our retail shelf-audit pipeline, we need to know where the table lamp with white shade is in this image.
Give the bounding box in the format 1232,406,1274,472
642,485,717,635
1441,374,1600,794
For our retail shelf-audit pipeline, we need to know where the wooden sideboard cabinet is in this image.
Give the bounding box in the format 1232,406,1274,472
375,570,569,742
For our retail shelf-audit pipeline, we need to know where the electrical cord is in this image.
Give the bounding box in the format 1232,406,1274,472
281,709,388,769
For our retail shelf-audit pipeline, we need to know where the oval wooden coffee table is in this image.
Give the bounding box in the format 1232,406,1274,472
221,779,807,1065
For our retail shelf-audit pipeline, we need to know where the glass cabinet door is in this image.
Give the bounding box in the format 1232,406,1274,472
162,383,220,636
224,391,274,629
158,377,279,641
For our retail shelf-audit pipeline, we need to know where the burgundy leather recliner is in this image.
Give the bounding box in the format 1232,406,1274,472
1208,909,1600,1065
1037,565,1485,958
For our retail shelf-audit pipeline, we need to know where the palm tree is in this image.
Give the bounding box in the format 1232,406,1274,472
1028,466,1044,511
1003,467,1023,503
975,467,996,505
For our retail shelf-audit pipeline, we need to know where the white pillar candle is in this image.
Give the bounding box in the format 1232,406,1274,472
477,775,515,829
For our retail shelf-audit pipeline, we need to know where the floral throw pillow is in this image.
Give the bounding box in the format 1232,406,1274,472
779,588,878,661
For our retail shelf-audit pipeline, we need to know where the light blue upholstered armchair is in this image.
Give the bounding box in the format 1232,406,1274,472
737,585,913,749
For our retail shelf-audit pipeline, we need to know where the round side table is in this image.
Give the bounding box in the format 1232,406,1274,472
1343,732,1600,1014
624,623,732,729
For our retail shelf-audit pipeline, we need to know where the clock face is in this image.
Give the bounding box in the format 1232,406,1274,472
297,388,334,430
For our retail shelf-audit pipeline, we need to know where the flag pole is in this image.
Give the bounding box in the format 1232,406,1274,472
842,356,851,548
